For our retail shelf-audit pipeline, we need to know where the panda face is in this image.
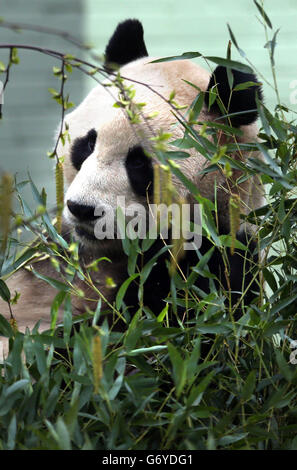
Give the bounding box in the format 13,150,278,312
61,57,209,250
58,19,263,252
65,141,155,251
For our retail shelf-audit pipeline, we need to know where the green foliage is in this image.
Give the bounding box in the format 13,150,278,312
0,1,297,451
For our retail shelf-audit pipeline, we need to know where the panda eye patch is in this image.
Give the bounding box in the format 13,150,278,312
125,146,154,197
70,128,97,171
126,147,146,169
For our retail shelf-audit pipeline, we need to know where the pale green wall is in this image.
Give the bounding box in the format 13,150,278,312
84,0,297,112
0,0,85,207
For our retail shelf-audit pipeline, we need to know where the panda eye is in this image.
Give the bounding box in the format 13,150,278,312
127,155,145,169
70,128,97,171
131,157,144,168
125,146,154,198
125,147,146,169
87,131,97,154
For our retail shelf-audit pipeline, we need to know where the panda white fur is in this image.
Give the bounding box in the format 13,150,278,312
0,19,264,349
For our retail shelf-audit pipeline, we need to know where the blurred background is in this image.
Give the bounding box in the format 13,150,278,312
0,0,296,209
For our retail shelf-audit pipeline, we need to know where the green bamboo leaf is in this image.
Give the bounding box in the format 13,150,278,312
208,86,218,108
227,23,246,57
262,268,278,292
28,173,68,248
115,273,139,310
190,92,205,120
262,385,288,412
256,95,271,136
269,293,297,316
257,142,282,176
11,48,20,64
0,314,13,337
218,433,248,446
219,235,248,251
168,342,187,397
33,339,47,375
31,269,71,292
108,357,126,400
196,324,232,335
157,303,169,323
241,370,257,401
0,279,10,302
263,320,289,336
5,379,29,397
205,56,253,74
63,294,73,342
56,417,71,450
124,309,143,351
141,245,171,285
165,151,190,160
186,339,201,384
50,290,67,331
7,413,17,450
182,79,202,91
264,28,280,66
44,385,60,418
233,81,260,92
127,345,167,356
275,350,293,382
254,0,273,29
150,52,203,63
1,247,38,278
187,370,216,407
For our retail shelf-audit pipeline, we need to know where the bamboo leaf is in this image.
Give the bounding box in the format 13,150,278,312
150,52,203,63
241,370,257,401
254,0,273,29
205,56,253,74
115,274,139,310
0,279,11,302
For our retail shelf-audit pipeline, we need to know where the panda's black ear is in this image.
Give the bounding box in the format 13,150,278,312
105,19,148,67
205,65,263,127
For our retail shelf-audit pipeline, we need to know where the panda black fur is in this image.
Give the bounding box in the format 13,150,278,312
0,19,264,346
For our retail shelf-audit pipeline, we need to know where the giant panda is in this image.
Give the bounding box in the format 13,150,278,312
0,19,264,352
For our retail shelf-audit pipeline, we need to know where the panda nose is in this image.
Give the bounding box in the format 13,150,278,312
67,200,99,221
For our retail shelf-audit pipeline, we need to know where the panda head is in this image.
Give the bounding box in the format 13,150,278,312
59,19,263,253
